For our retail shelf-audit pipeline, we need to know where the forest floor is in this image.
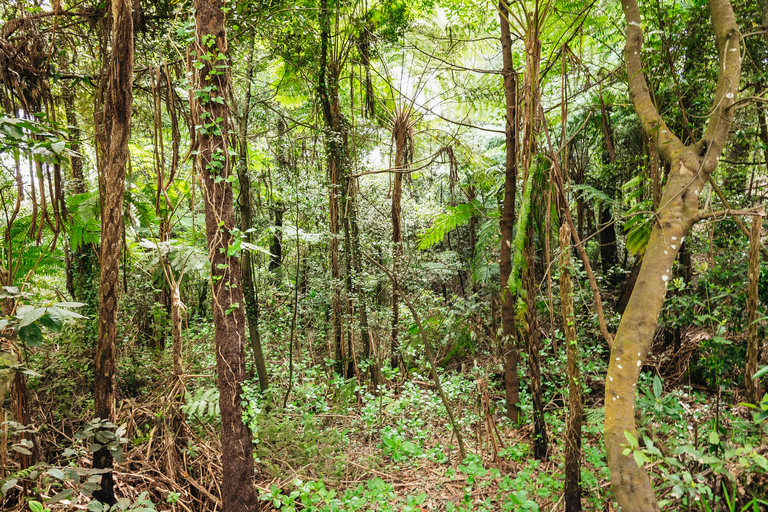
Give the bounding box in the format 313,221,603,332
4,325,767,512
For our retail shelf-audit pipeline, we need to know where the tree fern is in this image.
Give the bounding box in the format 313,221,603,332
418,201,481,250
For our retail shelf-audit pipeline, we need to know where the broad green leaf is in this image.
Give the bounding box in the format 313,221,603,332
48,468,66,480
1,478,18,495
18,307,47,328
709,431,720,445
54,301,86,309
28,500,45,512
653,375,663,398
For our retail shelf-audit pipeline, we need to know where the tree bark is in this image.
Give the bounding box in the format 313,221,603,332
390,111,410,369
93,0,133,504
318,0,348,375
235,40,269,392
560,223,582,512
520,16,548,461
606,0,741,508
192,1,258,508
745,210,763,405
498,1,521,425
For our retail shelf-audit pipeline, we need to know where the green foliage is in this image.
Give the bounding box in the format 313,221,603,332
506,168,535,296
182,386,221,420
67,191,101,252
380,428,422,462
418,201,480,250
621,175,653,256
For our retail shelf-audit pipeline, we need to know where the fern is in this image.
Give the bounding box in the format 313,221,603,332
506,168,535,296
66,191,100,252
418,201,480,250
571,183,615,211
472,217,500,284
182,387,220,420
585,407,605,427
621,176,653,255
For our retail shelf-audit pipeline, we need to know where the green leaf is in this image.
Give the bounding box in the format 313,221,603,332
633,450,647,467
754,366,768,379
18,307,47,328
1,478,18,495
18,323,44,348
709,431,720,445
54,301,86,309
624,431,639,448
29,500,45,512
87,500,105,512
51,140,66,154
653,375,663,399
49,489,74,504
48,468,66,480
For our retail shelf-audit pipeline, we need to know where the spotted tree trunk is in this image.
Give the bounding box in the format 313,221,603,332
605,0,740,508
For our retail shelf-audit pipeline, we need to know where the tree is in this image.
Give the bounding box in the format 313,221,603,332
93,0,134,504
604,0,741,508
191,0,258,509
498,0,521,425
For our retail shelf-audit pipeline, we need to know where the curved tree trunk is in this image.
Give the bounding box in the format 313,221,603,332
606,0,740,508
192,1,259,509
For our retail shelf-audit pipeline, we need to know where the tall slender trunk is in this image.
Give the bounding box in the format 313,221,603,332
93,0,134,504
745,210,763,405
350,185,376,386
606,0,740,508
498,1,520,424
64,84,98,312
390,119,407,369
192,1,258,509
269,202,284,274
236,39,269,392
520,14,548,461
318,0,347,375
560,224,582,512
598,96,618,273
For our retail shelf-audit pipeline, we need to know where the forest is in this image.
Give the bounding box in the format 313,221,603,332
0,0,766,510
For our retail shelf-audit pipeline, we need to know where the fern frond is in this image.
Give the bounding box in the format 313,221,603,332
506,168,535,297
418,201,480,250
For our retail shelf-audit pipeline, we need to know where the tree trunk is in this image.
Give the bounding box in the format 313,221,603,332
93,0,134,504
745,210,763,405
64,84,98,314
269,202,284,274
606,0,740,508
390,117,407,369
560,224,582,512
498,1,521,424
599,205,618,273
236,39,269,392
192,1,258,508
318,0,347,375
520,17,548,462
